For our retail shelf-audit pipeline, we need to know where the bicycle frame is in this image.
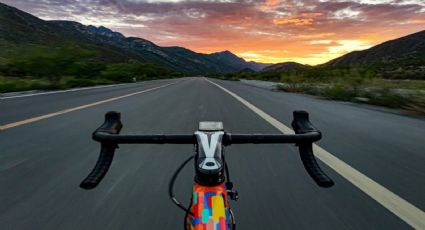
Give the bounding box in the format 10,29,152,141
80,111,334,230
187,183,233,230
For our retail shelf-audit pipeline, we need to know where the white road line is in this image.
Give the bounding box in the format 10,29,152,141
1,82,135,99
206,78,425,229
0,82,176,130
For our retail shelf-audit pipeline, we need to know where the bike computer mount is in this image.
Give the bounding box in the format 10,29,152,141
194,121,225,186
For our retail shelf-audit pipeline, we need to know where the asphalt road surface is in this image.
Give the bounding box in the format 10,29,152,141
1,77,424,230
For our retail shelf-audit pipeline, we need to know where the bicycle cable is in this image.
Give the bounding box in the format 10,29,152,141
168,154,195,215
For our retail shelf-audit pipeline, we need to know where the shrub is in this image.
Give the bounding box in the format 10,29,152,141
64,78,97,88
367,88,409,108
321,84,356,101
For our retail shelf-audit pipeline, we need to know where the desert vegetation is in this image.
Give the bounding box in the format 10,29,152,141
211,65,425,114
0,42,183,93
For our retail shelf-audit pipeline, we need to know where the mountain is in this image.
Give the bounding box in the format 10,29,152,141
262,62,309,72
0,3,144,63
57,24,243,73
238,67,256,73
325,30,425,67
0,2,268,74
209,50,270,71
53,25,265,73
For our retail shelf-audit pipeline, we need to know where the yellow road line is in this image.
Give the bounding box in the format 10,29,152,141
206,78,425,229
0,82,176,130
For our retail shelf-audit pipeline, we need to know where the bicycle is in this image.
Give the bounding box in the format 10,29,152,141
80,110,334,230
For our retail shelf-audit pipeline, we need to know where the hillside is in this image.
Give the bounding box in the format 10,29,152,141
0,3,144,63
262,62,309,72
0,2,183,92
325,30,425,67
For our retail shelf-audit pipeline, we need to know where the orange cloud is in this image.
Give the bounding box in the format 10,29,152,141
300,12,323,17
297,33,336,39
407,18,425,24
261,0,281,10
273,18,314,26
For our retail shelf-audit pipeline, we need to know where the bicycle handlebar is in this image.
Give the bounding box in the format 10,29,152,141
80,111,334,189
92,132,321,145
292,111,334,187
80,112,122,189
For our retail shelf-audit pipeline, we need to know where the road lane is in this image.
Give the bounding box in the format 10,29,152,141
0,77,419,229
0,79,178,125
211,79,425,212
0,82,177,130
207,78,425,229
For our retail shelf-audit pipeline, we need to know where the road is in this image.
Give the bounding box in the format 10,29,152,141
1,77,424,229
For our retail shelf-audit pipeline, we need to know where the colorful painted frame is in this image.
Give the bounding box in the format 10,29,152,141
186,183,232,230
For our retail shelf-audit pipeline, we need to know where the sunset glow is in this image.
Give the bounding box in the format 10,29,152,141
3,0,425,65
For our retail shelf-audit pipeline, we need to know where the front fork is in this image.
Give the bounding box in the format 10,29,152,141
185,182,237,230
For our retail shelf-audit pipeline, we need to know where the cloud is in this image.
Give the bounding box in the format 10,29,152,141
310,40,333,45
2,0,425,64
332,7,362,20
273,18,314,26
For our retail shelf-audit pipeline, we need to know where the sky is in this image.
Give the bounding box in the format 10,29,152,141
2,0,425,65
